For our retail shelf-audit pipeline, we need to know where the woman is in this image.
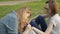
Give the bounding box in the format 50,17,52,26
32,0,60,34
0,7,35,34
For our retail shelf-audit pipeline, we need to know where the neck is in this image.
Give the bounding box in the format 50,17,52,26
49,14,57,18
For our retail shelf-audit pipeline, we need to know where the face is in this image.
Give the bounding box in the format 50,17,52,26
45,3,51,15
24,8,31,19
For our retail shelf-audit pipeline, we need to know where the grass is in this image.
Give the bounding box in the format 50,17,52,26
0,1,45,18
0,0,41,2
0,0,19,1
0,0,60,19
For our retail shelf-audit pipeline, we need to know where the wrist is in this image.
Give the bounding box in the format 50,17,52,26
23,29,31,34
25,28,31,31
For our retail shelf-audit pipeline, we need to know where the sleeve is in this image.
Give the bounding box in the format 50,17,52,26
49,18,56,27
0,21,6,34
2,14,18,34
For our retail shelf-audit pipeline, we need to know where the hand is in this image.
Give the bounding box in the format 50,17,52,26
22,24,32,34
32,27,35,30
25,24,32,31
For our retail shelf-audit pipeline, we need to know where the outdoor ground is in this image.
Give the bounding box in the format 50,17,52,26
0,0,60,19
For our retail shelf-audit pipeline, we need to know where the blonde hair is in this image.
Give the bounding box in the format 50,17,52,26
16,7,30,33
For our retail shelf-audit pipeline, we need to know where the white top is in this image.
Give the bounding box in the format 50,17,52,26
48,14,60,34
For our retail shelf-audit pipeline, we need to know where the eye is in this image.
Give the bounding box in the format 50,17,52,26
27,11,30,13
26,11,30,14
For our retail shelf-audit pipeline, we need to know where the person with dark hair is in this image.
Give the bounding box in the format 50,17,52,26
32,0,60,34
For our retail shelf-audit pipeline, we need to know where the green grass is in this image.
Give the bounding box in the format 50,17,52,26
0,0,60,19
0,1,45,18
0,0,18,1
0,0,41,2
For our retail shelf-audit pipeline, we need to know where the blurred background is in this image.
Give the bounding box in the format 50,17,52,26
0,0,60,20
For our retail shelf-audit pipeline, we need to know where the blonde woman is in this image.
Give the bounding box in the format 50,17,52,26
0,7,36,34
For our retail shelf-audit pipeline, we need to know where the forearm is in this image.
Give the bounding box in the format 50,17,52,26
33,27,45,34
45,23,54,34
32,23,54,34
22,29,30,34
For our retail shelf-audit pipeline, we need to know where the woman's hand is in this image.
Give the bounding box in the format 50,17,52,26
22,24,32,34
25,24,32,31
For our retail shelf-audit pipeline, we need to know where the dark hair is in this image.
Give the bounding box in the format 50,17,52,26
46,1,49,3
45,0,58,16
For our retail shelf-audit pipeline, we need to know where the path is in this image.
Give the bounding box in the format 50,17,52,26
0,0,41,6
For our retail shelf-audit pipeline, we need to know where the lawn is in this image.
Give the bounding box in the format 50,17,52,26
0,0,18,1
0,0,60,19
0,0,41,2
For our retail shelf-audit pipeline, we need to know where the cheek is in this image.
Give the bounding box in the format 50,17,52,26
27,13,30,17
45,9,50,13
25,14,29,18
45,10,48,14
47,9,51,14
28,14,30,16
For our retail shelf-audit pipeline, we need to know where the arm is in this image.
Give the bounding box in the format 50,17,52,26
32,23,54,34
32,27,45,34
22,29,31,34
45,23,54,34
3,14,19,34
0,21,6,34
22,29,30,34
